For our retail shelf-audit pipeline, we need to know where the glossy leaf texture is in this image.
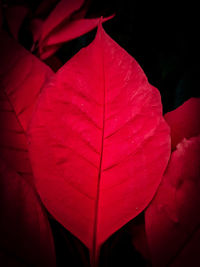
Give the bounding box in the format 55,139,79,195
0,30,53,185
164,98,200,150
145,135,200,267
35,0,113,59
0,158,56,266
28,24,170,265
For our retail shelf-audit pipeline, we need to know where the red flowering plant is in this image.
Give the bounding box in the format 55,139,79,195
0,1,199,266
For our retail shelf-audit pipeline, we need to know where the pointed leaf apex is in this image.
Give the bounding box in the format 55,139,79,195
96,16,104,37
96,14,115,40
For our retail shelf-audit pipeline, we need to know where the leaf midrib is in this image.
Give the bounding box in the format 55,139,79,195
91,26,106,266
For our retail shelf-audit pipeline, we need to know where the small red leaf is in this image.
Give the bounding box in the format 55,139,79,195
37,0,84,58
164,98,200,150
145,135,200,267
43,16,114,47
36,0,114,59
40,0,85,42
39,16,114,60
0,158,56,266
28,24,170,265
39,43,61,61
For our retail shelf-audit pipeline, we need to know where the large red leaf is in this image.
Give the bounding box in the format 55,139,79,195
145,135,200,266
164,98,200,150
28,23,170,265
0,30,53,184
0,157,56,266
0,30,56,266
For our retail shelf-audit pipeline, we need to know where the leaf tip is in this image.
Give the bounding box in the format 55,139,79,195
96,14,115,41
98,16,104,31
95,16,106,42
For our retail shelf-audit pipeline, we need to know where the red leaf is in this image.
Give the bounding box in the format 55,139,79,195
36,0,114,59
0,30,55,266
5,5,28,40
0,158,56,266
37,0,84,58
43,16,114,47
30,18,43,43
39,16,114,60
39,43,61,61
0,30,53,131
28,24,170,265
0,30,53,184
145,135,200,266
164,98,200,150
40,0,85,42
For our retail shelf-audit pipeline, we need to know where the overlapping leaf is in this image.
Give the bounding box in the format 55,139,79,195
0,30,53,184
33,0,113,59
40,0,85,41
0,158,56,266
0,29,56,266
145,136,200,267
164,98,200,150
145,97,200,266
28,23,170,265
41,15,114,48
